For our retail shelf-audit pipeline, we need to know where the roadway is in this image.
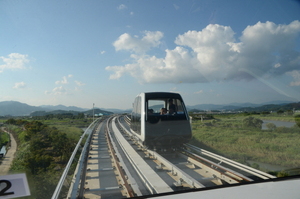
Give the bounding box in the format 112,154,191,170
0,128,17,175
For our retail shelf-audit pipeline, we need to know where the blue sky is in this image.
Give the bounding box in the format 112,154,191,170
1,0,300,109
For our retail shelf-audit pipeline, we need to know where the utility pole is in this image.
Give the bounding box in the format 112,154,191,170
93,103,95,122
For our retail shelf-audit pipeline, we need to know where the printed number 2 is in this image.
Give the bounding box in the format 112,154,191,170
0,180,15,196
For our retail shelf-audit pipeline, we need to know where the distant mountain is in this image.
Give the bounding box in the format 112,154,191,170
30,108,114,117
1,100,298,116
100,108,132,113
39,105,88,112
187,101,296,111
187,104,239,111
236,102,300,112
0,101,109,116
227,100,293,107
0,101,45,116
30,110,82,117
83,108,113,115
260,100,295,105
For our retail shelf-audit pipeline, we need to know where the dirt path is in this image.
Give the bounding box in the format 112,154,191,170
0,130,17,175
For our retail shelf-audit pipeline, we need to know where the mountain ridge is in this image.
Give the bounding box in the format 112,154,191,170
0,101,111,116
0,100,298,116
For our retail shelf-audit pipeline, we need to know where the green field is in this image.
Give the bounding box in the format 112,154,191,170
2,113,300,197
35,118,90,140
190,113,300,174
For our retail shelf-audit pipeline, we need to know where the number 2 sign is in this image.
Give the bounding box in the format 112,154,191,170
0,174,30,199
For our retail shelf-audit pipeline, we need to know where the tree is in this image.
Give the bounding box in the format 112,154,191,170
24,121,46,137
77,113,85,119
277,110,284,114
261,111,270,115
24,153,52,174
266,123,276,131
242,116,263,129
5,118,17,125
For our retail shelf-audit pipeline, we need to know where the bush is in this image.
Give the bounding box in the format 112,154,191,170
0,132,9,146
266,123,276,131
295,115,300,128
277,110,284,114
242,116,263,129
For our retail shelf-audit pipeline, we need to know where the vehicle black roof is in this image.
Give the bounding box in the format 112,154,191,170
144,92,183,100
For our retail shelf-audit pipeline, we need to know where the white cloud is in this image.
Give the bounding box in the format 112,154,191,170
288,70,300,86
44,90,51,95
118,4,127,10
55,75,72,84
113,31,164,54
274,63,281,68
53,86,67,95
173,4,180,10
0,53,29,72
75,87,81,91
106,21,300,84
45,86,67,95
55,76,68,84
194,90,203,94
75,81,85,86
13,82,26,89
47,76,84,96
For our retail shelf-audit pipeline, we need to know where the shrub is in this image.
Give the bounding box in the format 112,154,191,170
277,110,284,114
242,116,263,129
295,115,300,128
266,123,276,131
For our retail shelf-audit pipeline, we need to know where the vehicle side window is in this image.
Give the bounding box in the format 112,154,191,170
175,99,184,114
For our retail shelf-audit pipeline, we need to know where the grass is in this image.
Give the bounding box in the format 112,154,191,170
258,114,297,122
33,118,92,140
190,114,300,171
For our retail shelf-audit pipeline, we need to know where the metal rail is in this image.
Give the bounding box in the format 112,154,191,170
147,149,205,188
185,143,276,180
105,117,136,197
118,115,274,186
181,148,251,183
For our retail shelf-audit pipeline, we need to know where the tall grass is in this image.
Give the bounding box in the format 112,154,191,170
35,118,86,140
190,115,300,169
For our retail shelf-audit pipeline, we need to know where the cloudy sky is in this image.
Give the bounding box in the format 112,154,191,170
1,0,300,109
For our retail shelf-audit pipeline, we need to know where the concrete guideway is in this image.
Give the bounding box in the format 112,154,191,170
111,117,174,195
0,129,17,175
84,122,124,199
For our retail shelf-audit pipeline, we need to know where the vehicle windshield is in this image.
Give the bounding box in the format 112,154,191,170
147,98,185,115
146,98,188,122
1,0,300,198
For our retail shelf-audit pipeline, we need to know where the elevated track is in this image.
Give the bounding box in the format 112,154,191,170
52,115,277,199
